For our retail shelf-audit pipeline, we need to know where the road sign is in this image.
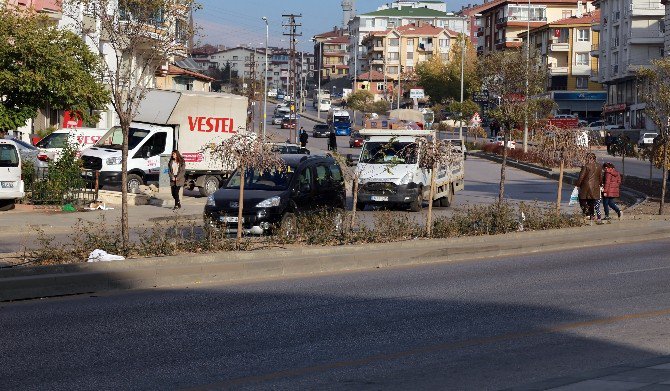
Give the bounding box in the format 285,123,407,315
472,91,489,102
409,89,424,99
470,112,482,125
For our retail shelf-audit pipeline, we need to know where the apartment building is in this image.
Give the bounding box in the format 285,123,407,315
363,23,458,81
593,0,664,130
521,11,606,118
313,28,350,83
474,0,594,55
348,1,469,77
2,0,61,19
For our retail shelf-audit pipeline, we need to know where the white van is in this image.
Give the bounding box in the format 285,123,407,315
318,98,331,112
36,128,108,161
0,139,25,211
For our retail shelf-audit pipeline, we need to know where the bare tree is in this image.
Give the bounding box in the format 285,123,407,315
638,59,670,214
63,0,195,251
479,49,548,202
206,134,285,248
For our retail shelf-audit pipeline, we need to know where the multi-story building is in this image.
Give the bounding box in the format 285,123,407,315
474,0,594,55
521,11,606,119
2,0,61,20
348,1,469,77
313,28,350,83
593,0,664,129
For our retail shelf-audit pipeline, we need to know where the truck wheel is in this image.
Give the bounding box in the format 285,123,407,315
199,175,220,197
126,174,143,194
440,184,454,207
0,200,16,211
409,190,423,212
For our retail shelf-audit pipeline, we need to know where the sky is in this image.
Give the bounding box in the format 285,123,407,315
194,0,469,51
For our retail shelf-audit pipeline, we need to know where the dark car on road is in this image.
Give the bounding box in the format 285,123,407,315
281,118,297,129
204,155,346,235
271,143,310,155
349,132,364,148
312,124,330,138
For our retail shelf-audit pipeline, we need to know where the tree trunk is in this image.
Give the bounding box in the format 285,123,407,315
650,156,653,188
498,131,508,203
661,144,667,215
556,158,564,215
621,151,625,184
351,177,359,229
236,167,245,249
426,164,437,237
120,119,130,254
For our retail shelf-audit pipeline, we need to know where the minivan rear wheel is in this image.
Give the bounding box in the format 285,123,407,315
0,200,16,211
126,174,143,194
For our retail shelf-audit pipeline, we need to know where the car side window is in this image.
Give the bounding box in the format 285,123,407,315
329,164,343,183
298,167,312,193
315,165,328,189
134,132,167,159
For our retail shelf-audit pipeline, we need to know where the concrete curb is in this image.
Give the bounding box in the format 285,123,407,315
2,219,670,301
472,152,649,209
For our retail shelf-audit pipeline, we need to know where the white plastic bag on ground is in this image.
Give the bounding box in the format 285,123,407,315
568,187,579,206
87,249,125,262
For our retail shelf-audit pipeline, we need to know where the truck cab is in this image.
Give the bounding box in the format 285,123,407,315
355,130,464,212
329,110,352,136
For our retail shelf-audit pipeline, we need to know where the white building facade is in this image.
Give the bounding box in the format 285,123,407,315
347,1,469,77
593,0,665,130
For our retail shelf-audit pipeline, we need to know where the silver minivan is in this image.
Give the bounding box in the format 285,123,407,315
0,139,25,211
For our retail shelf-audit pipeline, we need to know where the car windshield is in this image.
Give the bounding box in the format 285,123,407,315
0,144,19,167
334,115,349,123
226,168,293,191
36,132,69,149
95,126,150,150
360,141,417,164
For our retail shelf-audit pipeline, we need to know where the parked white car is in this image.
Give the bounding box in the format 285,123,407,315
489,136,516,149
639,132,658,147
0,139,25,211
36,128,108,161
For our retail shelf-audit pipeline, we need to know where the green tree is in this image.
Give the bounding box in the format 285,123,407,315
638,58,670,214
415,35,478,104
367,99,390,115
447,99,479,135
0,9,109,131
479,49,548,201
346,90,375,112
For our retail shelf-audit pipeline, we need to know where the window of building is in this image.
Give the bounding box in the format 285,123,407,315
575,52,589,66
405,66,413,73
388,66,399,74
577,28,590,42
389,38,399,47
377,82,385,91
439,39,449,48
388,52,399,60
562,10,572,19
406,38,414,47
406,52,414,59
576,76,589,89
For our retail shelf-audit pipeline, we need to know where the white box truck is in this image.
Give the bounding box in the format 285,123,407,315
355,129,465,211
80,89,248,196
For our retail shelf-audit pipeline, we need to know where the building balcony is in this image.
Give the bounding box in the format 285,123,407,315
612,11,621,23
495,37,523,49
370,58,384,65
627,30,664,44
590,68,600,82
418,44,434,51
592,24,601,32
591,43,600,57
628,2,665,17
548,64,569,75
550,42,569,52
323,50,347,56
476,27,485,37
572,65,592,76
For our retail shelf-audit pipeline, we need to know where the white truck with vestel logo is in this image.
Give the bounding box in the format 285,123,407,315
80,89,247,196
355,129,465,212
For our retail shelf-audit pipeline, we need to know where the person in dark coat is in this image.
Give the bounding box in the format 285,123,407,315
601,162,622,219
299,127,308,148
605,132,613,155
576,152,603,221
328,130,337,152
168,150,186,210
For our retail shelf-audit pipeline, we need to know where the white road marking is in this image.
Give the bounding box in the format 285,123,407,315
610,265,670,275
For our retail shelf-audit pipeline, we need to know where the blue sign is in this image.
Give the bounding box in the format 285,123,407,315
553,92,607,101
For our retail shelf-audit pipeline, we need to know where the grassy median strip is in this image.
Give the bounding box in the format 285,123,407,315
19,202,584,266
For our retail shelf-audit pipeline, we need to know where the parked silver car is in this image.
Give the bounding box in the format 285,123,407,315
4,137,47,171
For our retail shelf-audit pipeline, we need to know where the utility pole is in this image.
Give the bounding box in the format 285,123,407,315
283,13,302,143
246,50,257,133
523,0,531,152
262,17,269,139
460,18,466,140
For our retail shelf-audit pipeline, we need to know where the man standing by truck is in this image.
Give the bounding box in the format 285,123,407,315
328,130,337,152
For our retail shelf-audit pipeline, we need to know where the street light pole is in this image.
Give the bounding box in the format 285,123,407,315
262,17,269,139
459,17,466,140
316,40,322,119
523,0,530,152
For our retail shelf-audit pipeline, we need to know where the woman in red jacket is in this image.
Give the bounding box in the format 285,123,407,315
602,162,622,219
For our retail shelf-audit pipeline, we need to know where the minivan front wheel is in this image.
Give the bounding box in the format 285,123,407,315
278,213,297,239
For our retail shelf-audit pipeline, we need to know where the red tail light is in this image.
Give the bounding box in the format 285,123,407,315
37,154,49,162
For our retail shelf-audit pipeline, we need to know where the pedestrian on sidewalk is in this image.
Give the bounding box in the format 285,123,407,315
576,152,603,222
602,162,622,219
299,127,308,148
169,150,185,210
328,129,337,152
605,131,613,155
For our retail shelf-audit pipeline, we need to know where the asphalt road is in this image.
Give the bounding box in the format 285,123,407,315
3,239,670,390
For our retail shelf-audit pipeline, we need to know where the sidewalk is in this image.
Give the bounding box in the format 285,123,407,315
506,355,670,390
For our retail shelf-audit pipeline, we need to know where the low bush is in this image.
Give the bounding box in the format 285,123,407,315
22,202,584,265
